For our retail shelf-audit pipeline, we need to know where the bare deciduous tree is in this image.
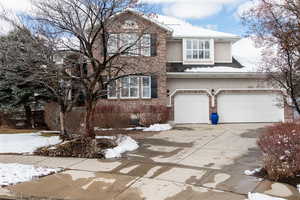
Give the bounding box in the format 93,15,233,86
241,0,300,114
31,0,155,138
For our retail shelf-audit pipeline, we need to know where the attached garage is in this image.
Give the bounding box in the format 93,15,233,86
217,92,284,123
174,94,209,124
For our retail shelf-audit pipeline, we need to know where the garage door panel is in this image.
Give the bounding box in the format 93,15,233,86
217,93,284,123
174,94,209,124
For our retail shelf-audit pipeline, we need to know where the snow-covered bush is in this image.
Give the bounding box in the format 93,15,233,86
257,123,300,180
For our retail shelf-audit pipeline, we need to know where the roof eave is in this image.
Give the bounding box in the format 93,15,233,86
167,72,267,79
171,36,240,42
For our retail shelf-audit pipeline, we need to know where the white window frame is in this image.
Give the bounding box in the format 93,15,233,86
183,38,214,64
107,33,118,55
141,34,151,57
185,39,210,60
120,76,140,99
141,76,151,99
120,33,139,56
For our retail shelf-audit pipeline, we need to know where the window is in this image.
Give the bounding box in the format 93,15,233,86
122,20,139,29
107,34,118,55
142,76,151,98
185,39,211,60
141,34,151,56
120,33,139,56
107,76,152,99
121,76,139,98
106,33,151,57
108,80,117,99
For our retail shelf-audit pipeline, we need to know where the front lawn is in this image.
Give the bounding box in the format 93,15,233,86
0,132,61,154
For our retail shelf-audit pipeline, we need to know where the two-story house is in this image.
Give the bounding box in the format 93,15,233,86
99,9,293,124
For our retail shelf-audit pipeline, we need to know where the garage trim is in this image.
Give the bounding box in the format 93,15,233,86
168,89,213,107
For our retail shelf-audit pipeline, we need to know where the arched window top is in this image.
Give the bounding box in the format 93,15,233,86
122,20,139,29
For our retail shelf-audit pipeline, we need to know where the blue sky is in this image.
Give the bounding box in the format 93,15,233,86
142,0,253,36
0,0,253,36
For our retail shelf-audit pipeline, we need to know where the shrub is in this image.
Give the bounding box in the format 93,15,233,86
44,102,60,131
257,122,300,180
135,105,170,126
44,103,84,134
93,105,131,128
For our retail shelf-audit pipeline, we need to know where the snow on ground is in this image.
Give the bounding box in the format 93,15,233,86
0,133,61,154
248,193,286,200
103,136,139,159
95,124,172,132
143,124,172,132
0,163,61,187
244,168,262,176
95,127,144,131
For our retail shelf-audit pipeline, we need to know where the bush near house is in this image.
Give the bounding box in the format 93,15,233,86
257,122,300,180
44,103,170,132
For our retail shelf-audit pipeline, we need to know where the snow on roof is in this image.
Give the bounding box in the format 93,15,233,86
152,15,240,39
185,38,263,73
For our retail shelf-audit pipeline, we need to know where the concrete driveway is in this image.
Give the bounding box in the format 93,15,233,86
0,124,299,200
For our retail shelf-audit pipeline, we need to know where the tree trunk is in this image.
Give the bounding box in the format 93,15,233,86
59,106,71,140
24,105,32,128
83,101,95,138
292,96,300,115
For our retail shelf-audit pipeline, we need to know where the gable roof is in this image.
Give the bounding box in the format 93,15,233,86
117,9,173,33
123,9,240,41
153,15,240,41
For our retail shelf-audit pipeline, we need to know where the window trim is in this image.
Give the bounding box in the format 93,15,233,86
107,33,151,57
120,76,140,99
141,34,151,57
120,33,139,56
141,76,151,99
183,38,214,64
107,76,153,100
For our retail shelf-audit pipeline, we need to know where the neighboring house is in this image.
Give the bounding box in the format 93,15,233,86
98,9,293,124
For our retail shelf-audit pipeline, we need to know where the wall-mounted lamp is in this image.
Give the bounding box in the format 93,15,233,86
211,89,215,96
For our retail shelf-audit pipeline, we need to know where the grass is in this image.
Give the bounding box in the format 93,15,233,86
39,132,59,137
0,128,41,134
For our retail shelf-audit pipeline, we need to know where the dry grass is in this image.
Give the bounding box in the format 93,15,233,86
0,128,41,134
95,129,157,139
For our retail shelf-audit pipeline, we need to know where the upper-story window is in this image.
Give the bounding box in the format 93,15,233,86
120,33,139,56
107,33,152,56
186,39,211,60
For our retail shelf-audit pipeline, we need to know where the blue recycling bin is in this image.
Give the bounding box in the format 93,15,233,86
211,112,219,125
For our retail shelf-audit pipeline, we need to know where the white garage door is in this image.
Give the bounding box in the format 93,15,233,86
174,94,209,124
217,92,284,123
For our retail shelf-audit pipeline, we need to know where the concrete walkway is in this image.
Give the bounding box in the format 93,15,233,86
0,124,299,200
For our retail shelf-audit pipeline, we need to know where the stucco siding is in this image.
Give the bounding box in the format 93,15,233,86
167,78,270,94
167,40,233,63
167,40,182,62
214,42,232,63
